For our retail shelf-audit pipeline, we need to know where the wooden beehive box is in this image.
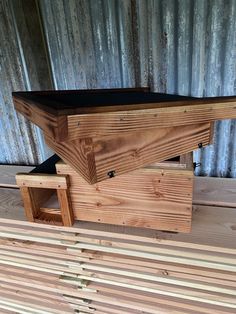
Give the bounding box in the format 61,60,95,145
56,155,193,232
12,88,236,184
16,154,194,233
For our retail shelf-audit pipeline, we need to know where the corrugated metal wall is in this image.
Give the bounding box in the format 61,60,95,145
0,0,235,176
0,0,53,164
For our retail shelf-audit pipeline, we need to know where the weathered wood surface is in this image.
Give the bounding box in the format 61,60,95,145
0,165,33,188
56,160,193,232
46,123,210,183
193,176,236,208
0,188,25,221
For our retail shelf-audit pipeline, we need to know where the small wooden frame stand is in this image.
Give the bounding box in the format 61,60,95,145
16,156,74,226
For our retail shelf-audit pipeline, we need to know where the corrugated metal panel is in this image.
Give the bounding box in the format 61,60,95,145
1,0,236,177
0,0,52,165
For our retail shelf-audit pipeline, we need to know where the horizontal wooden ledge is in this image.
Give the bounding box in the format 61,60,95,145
67,100,236,139
15,174,69,189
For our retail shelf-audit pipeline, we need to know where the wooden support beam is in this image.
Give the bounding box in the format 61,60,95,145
16,174,69,189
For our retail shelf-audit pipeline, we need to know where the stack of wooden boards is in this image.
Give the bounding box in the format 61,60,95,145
0,173,235,313
12,88,236,232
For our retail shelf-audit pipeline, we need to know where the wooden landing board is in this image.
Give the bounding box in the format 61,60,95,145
13,89,236,140
56,160,193,232
46,123,210,183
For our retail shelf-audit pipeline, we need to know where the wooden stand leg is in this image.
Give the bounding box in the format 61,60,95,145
57,189,74,227
19,187,37,222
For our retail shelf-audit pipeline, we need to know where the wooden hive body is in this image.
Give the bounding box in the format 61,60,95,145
12,88,236,184
16,154,193,232
56,156,193,232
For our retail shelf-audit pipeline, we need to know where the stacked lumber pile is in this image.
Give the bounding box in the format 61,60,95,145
0,177,235,313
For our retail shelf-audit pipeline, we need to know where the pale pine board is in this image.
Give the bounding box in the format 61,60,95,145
56,162,193,232
0,188,26,221
0,165,34,188
193,176,236,208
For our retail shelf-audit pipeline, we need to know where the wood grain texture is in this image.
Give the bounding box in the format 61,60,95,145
56,159,193,232
193,176,236,208
16,173,73,226
19,187,37,222
45,135,97,184
93,124,208,183
13,96,68,141
47,123,210,184
13,89,236,141
67,97,236,139
0,165,34,188
1,192,234,253
57,189,74,227
16,173,69,189
0,185,235,314
0,174,235,313
0,188,25,221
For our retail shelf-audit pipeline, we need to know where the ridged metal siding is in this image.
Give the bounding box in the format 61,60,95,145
0,0,53,164
0,0,236,177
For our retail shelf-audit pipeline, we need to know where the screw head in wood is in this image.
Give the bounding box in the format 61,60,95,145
107,170,116,178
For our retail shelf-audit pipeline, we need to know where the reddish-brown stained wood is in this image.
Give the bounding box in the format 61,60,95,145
67,97,236,139
13,96,68,141
47,123,210,184
16,173,69,189
57,189,74,227
45,136,97,184
13,89,236,140
16,174,73,227
19,187,37,222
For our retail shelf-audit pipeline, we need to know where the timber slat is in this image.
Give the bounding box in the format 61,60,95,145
0,166,236,313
